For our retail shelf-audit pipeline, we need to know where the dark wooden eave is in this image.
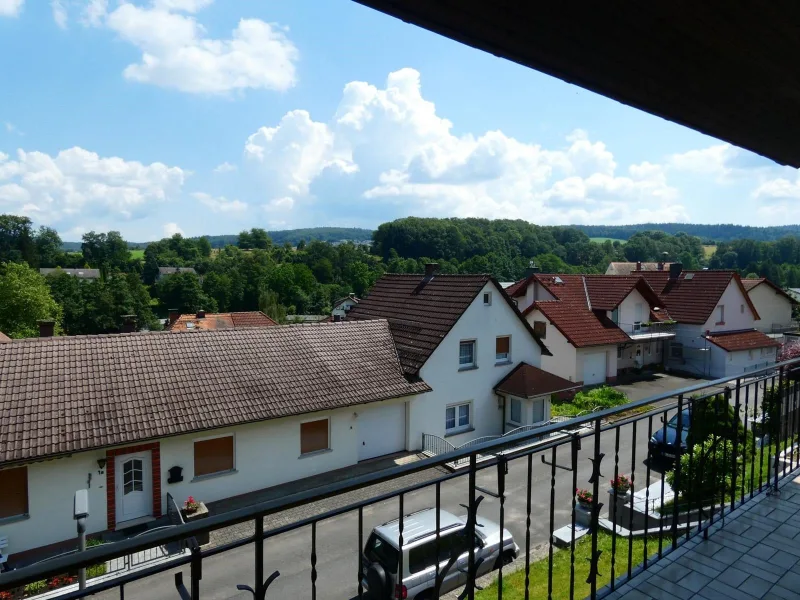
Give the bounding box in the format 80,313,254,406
354,1,800,167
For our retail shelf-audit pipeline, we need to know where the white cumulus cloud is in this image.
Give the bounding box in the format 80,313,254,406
99,2,298,95
192,192,247,213
0,146,186,226
213,161,237,174
0,0,23,17
51,0,67,28
163,222,184,236
243,68,688,226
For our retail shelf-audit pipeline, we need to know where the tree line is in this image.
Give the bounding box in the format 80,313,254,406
2,213,800,339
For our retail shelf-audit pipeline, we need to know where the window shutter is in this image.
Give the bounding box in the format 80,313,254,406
194,436,234,477
301,419,329,454
496,337,510,354
0,467,28,518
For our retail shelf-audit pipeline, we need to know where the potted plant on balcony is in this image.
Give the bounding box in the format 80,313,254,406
575,488,594,526
181,496,210,546
575,488,594,508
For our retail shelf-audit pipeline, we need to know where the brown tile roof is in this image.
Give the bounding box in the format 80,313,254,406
525,301,630,347
705,329,781,352
168,311,277,331
583,275,663,311
346,274,550,374
606,262,674,275
641,270,758,324
494,362,580,398
0,320,429,464
505,278,529,298
742,278,798,304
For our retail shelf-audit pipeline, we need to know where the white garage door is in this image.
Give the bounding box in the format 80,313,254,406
583,352,607,385
358,403,405,461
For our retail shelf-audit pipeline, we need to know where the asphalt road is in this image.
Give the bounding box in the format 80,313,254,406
94,411,679,600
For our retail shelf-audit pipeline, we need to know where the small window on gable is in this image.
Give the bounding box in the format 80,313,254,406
495,336,510,363
741,304,745,314
459,340,476,369
717,305,725,324
533,321,546,338
483,292,492,306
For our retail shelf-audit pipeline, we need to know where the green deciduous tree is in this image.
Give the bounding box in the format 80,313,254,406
0,262,62,338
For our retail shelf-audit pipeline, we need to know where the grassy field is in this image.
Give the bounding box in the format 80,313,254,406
590,237,626,244
476,532,659,600
130,249,145,259
702,244,717,258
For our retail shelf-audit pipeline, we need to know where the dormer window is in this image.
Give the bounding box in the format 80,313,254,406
483,292,492,306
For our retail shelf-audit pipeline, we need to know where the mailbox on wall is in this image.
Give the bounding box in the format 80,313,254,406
167,466,183,484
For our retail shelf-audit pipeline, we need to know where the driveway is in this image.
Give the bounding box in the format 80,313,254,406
612,372,715,404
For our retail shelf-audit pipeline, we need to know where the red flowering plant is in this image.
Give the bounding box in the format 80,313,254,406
183,496,200,514
610,474,632,493
575,488,594,506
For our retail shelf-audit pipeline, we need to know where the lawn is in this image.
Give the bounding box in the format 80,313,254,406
476,532,660,600
130,249,145,259
590,237,626,244
702,244,717,258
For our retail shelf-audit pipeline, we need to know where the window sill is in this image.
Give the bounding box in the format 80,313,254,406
299,448,333,459
458,365,478,372
506,422,523,429
495,359,512,367
192,469,237,483
0,513,30,526
445,427,474,438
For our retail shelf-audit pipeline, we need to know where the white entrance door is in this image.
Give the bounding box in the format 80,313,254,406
583,352,607,385
358,403,405,461
115,451,153,524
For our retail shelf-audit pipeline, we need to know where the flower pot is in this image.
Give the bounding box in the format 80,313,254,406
607,488,632,519
575,502,593,527
181,502,209,546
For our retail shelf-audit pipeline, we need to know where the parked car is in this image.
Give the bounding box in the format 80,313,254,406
648,408,691,460
361,508,518,599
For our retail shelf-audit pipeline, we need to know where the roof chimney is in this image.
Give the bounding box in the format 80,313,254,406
121,315,137,333
636,261,642,272
424,263,439,277
196,310,206,319
669,262,683,279
168,308,180,325
524,260,540,277
38,320,55,338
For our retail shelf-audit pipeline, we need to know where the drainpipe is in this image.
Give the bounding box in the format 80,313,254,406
499,395,506,434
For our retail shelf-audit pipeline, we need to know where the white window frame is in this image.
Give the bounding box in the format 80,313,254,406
459,340,476,370
483,292,492,306
495,335,511,364
509,398,523,426
717,305,725,324
300,416,331,456
445,402,472,434
193,432,236,479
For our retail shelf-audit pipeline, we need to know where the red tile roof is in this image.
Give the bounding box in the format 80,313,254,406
505,277,530,298
641,270,759,324
742,278,798,304
705,329,781,352
494,362,580,398
347,274,550,374
526,301,630,347
0,320,430,464
583,275,663,311
168,311,277,331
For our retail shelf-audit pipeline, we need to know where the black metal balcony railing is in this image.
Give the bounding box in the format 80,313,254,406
2,360,800,600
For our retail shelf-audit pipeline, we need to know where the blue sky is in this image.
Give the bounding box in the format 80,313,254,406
1,0,798,241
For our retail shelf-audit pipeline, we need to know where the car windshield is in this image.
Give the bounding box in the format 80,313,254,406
667,409,691,429
365,533,398,574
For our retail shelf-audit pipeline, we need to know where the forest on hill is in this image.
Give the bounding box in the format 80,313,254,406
574,223,800,243
4,214,800,339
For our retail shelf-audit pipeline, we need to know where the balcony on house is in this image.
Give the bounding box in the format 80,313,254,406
619,320,677,341
763,321,800,335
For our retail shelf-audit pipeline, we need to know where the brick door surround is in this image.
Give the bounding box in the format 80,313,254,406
105,442,162,530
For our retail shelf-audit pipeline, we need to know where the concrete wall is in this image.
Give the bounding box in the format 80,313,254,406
409,282,543,449
0,453,109,557
526,309,578,382
702,281,757,332
750,284,793,332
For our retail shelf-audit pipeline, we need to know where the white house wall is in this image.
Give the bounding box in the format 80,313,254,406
575,346,618,384
518,281,556,313
526,309,578,382
4,398,415,557
1,452,108,557
616,288,649,334
709,344,778,378
409,282,543,449
702,281,757,332
749,285,793,332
